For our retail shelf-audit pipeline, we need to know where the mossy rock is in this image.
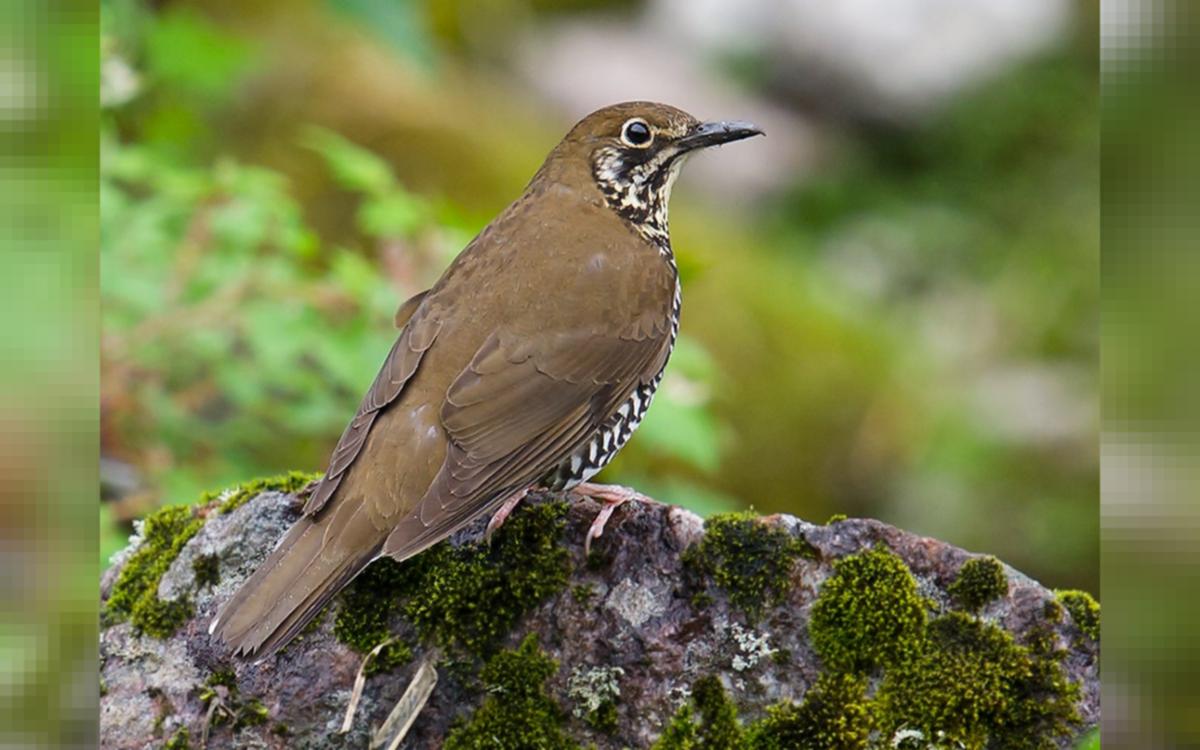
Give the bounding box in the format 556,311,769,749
104,504,205,638
444,634,580,750
809,546,927,673
1055,590,1100,643
683,511,816,619
99,479,1097,749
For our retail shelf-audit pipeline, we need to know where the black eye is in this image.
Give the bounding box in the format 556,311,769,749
621,119,652,147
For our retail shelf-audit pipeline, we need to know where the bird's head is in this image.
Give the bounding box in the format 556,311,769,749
543,102,763,246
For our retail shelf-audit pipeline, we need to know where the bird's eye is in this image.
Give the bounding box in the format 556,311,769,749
621,119,653,147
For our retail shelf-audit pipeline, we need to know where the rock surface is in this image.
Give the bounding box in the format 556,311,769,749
99,488,1098,749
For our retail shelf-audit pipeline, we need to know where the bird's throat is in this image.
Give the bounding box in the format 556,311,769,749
592,148,685,259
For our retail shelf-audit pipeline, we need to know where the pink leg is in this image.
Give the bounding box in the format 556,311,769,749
571,482,649,555
485,487,530,543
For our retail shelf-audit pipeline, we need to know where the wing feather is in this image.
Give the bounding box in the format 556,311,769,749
302,304,441,515
383,323,668,558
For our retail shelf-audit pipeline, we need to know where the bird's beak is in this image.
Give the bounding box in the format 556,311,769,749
677,120,765,152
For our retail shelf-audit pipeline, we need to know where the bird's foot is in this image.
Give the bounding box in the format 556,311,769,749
485,488,530,544
572,482,647,555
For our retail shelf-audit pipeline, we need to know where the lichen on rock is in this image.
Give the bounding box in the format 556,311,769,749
567,665,624,732
729,622,777,672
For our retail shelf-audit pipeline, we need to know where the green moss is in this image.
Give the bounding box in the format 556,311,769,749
826,513,848,525
443,634,580,750
809,547,926,673
191,553,220,589
206,668,236,690
333,557,418,673
571,583,596,605
690,591,714,609
949,556,1009,611
1055,590,1100,642
403,500,571,657
653,705,701,750
105,504,204,638
331,499,570,664
683,512,813,620
649,549,1083,750
652,675,745,749
199,669,272,732
746,673,874,750
878,612,1080,750
208,470,321,514
162,727,190,750
105,472,324,638
239,699,269,728
587,701,619,733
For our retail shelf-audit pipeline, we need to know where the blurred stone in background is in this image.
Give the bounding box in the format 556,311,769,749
657,0,1072,119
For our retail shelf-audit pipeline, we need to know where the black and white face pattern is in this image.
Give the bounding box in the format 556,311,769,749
591,117,693,252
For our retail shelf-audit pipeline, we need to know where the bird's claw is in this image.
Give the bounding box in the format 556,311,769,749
484,488,529,545
584,502,619,557
575,483,644,556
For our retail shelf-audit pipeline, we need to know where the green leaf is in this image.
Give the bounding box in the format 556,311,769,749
302,126,395,195
359,191,427,238
635,393,722,473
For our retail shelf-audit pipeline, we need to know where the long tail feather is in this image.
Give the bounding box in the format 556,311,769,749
211,508,382,660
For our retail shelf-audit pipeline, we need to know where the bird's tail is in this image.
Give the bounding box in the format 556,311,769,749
210,506,383,660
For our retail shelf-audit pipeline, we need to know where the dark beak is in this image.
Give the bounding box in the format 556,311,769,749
678,120,765,152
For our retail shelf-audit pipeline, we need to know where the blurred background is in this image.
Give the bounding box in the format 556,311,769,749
99,0,1099,596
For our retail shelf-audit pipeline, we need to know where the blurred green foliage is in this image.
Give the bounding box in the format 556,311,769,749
101,0,1096,595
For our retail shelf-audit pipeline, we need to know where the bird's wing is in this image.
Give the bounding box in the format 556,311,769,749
302,298,440,515
382,285,675,558
393,289,429,329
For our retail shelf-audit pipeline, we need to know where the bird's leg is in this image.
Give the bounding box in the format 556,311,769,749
571,482,648,555
485,487,530,543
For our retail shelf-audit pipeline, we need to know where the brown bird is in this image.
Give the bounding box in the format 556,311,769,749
211,102,762,659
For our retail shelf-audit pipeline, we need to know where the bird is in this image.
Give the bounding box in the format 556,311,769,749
210,101,763,659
